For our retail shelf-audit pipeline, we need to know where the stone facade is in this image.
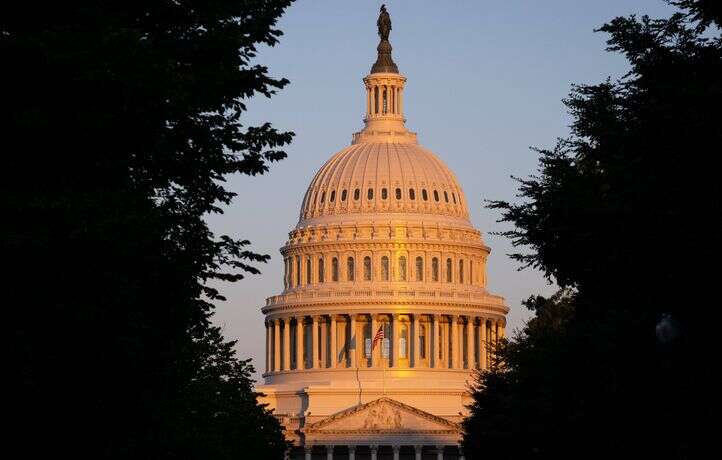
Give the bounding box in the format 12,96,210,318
256,8,508,460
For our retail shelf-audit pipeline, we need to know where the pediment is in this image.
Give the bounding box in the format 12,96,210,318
304,397,458,434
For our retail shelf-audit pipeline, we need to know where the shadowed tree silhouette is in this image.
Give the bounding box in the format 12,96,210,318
463,1,720,458
2,1,294,458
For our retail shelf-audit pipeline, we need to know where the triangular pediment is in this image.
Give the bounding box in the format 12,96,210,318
305,397,458,434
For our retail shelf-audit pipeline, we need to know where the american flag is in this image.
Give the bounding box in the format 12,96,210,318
372,326,384,350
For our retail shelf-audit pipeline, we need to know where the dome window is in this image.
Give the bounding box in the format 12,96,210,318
434,190,440,202
321,191,326,203
341,189,347,201
382,188,388,200
395,188,402,200
415,256,424,281
363,256,372,281
367,188,374,200
409,189,416,200
446,258,452,283
432,257,439,282
332,257,339,282
354,188,360,200
452,193,457,204
381,256,390,281
422,189,428,201
330,190,336,202
444,191,449,203
459,259,465,284
318,258,325,283
306,258,312,285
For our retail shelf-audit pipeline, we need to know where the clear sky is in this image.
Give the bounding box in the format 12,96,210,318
206,0,676,379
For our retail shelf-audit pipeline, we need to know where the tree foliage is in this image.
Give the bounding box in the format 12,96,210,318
2,1,294,458
463,1,720,458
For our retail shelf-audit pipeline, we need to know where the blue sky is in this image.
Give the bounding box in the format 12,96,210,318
206,0,676,378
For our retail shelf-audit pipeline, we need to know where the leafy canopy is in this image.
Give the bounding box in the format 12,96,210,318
463,1,720,458
2,1,295,458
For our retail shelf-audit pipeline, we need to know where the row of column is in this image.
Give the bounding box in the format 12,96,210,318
366,84,403,116
299,444,463,460
283,254,486,290
265,313,505,374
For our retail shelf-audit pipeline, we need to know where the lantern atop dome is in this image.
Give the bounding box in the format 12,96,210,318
353,5,416,144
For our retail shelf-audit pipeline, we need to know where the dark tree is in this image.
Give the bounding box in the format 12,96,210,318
2,1,294,458
463,1,720,458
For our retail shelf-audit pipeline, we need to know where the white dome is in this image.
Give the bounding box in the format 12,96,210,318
299,142,469,226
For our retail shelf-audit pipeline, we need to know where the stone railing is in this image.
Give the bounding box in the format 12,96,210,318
265,287,506,308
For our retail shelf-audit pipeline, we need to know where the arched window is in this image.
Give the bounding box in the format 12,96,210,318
433,190,440,201
341,189,347,201
422,189,428,201
353,188,360,200
409,189,416,200
347,257,355,282
446,258,452,282
398,256,407,281
415,256,423,281
321,191,326,203
452,193,457,204
330,190,336,202
419,324,427,359
459,259,464,284
432,257,439,282
395,188,402,200
382,188,388,200
367,188,374,200
382,87,388,113
381,256,390,281
318,258,325,283
312,191,317,206
296,256,301,286
470,261,473,285
306,258,312,284
332,257,339,282
444,191,449,203
363,256,372,281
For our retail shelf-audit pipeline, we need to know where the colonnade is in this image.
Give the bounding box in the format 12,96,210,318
283,253,486,290
265,312,505,374
296,444,463,460
366,83,403,117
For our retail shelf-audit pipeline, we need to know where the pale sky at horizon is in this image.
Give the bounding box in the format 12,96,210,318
206,0,676,380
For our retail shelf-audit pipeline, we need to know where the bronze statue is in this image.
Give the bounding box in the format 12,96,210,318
371,4,399,74
377,4,392,41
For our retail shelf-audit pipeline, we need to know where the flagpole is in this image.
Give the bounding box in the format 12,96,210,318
382,348,386,395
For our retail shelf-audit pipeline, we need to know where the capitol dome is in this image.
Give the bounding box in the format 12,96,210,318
299,142,470,226
257,6,508,460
